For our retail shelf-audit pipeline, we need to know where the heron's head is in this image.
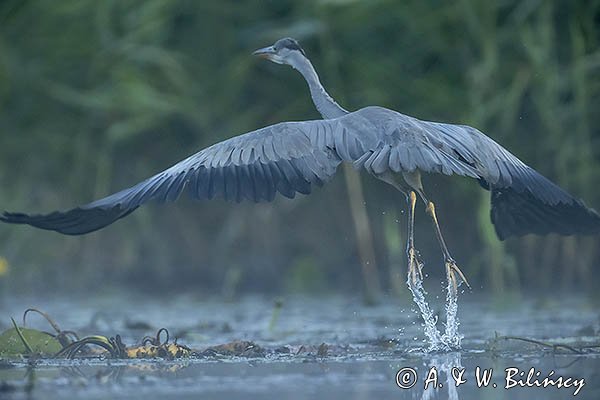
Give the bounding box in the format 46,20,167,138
253,37,307,67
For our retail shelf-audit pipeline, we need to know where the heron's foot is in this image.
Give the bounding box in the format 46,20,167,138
407,246,424,286
445,259,471,293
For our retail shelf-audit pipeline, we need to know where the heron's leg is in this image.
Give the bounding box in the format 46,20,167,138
377,172,444,345
416,191,471,294
373,172,424,284
406,190,423,285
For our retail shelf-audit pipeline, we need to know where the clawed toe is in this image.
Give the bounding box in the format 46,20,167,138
445,259,471,292
407,247,424,286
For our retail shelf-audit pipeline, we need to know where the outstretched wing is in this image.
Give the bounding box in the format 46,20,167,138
0,120,343,235
335,106,600,240
419,120,600,239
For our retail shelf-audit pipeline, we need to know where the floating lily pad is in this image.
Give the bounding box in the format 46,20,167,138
0,325,62,357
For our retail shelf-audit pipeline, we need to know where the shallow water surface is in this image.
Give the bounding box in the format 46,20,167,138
0,293,598,399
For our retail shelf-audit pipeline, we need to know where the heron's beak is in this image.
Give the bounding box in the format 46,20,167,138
252,46,283,64
252,46,276,58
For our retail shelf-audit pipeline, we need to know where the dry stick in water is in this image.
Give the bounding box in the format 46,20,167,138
494,334,584,354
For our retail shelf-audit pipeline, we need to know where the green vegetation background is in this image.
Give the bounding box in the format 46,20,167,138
0,0,598,298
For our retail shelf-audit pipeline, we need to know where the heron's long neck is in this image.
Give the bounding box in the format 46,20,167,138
293,57,348,119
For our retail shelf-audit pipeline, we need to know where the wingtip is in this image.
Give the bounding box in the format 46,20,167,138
0,211,12,223
0,211,26,223
491,188,600,240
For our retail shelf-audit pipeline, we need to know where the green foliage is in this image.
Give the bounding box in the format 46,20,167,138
285,256,326,293
0,0,598,295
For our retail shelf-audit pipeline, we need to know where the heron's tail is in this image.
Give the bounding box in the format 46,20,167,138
490,185,600,240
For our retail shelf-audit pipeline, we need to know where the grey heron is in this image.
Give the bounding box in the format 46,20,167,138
252,37,600,291
2,39,599,293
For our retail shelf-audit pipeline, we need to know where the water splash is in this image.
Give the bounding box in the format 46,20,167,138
406,270,463,351
406,274,449,352
441,279,463,349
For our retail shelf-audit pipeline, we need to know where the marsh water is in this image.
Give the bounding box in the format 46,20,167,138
0,292,598,400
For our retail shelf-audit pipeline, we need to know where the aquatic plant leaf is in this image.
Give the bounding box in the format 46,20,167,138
0,326,62,357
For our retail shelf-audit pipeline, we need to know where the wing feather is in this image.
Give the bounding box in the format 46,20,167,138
1,120,344,234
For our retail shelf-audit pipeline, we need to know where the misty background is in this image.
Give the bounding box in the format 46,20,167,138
0,0,598,301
